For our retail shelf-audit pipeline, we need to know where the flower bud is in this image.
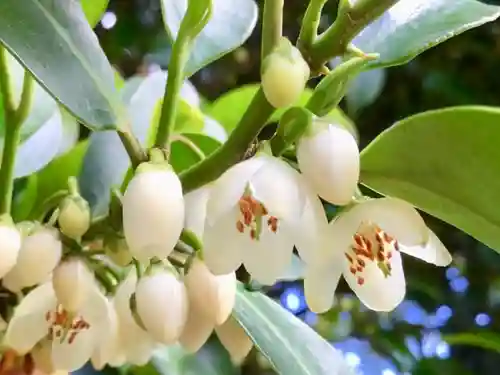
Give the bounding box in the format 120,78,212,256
104,235,132,267
179,307,215,353
297,121,360,205
0,219,21,279
215,316,253,365
3,226,62,289
135,271,188,344
58,195,91,239
123,162,185,262
52,258,94,312
261,39,310,108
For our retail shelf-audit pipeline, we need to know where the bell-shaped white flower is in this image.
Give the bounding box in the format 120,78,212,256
52,258,95,313
296,120,359,205
123,161,184,262
113,272,156,366
3,226,62,290
4,282,112,372
215,316,253,365
304,197,452,313
0,219,21,279
203,153,329,285
135,270,188,345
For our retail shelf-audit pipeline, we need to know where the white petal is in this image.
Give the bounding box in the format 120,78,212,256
179,308,214,353
203,207,245,275
343,250,406,312
52,258,94,312
242,225,294,286
206,157,266,224
297,124,359,205
250,156,306,220
399,229,452,267
304,265,341,314
91,297,121,370
354,198,429,246
184,186,211,238
0,225,21,278
215,316,253,365
324,210,364,265
214,272,237,325
4,283,54,354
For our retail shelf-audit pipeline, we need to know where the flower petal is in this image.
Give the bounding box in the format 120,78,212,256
51,328,95,371
184,186,211,238
206,157,265,224
179,308,214,353
203,207,245,275
304,264,341,314
343,250,406,312
399,229,452,267
215,316,253,365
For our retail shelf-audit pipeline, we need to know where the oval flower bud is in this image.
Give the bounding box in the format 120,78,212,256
58,196,91,239
135,271,188,344
3,226,62,289
296,121,360,205
104,235,133,267
261,39,310,108
52,257,95,312
0,220,21,279
123,162,184,262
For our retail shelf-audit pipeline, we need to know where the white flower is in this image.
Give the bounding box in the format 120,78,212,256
52,258,95,313
296,121,359,205
304,197,452,313
114,272,156,365
3,226,62,290
135,270,188,345
214,316,253,365
0,221,21,279
4,282,112,372
58,196,91,239
203,154,329,285
123,162,184,262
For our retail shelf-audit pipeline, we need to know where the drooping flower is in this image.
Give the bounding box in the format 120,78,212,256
304,197,452,313
202,153,329,285
122,161,184,262
4,282,113,372
214,316,253,365
0,218,21,279
296,119,359,205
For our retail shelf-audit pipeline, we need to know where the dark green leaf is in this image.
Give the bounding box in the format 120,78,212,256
360,106,500,252
354,0,500,69
412,358,475,375
81,0,109,27
0,0,123,129
233,285,352,375
161,0,258,77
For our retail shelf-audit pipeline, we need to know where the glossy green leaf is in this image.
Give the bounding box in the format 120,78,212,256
81,0,109,27
346,69,386,115
233,285,352,375
360,106,500,252
170,133,221,173
160,0,258,77
443,332,500,353
0,0,124,129
353,0,500,69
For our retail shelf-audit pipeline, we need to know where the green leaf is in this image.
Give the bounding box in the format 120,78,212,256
233,285,352,375
81,0,109,27
0,0,124,129
443,332,500,353
353,0,500,69
160,0,258,77
360,106,500,252
346,69,386,115
170,133,221,173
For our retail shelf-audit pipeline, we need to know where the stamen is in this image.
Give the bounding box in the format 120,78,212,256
45,304,90,345
236,193,280,241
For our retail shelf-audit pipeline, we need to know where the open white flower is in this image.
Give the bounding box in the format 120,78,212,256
203,153,329,285
304,197,452,313
4,282,112,372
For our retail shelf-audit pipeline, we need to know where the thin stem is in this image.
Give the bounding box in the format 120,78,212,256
179,88,274,193
117,128,147,168
297,0,328,50
261,0,284,61
172,134,205,161
31,189,68,221
307,0,398,68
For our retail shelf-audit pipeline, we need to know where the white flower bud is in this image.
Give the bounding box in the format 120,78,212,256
123,163,185,262
215,316,253,365
104,235,133,267
52,258,94,312
135,271,188,344
3,226,62,289
58,196,91,239
297,122,360,205
179,307,215,353
261,39,310,108
0,221,21,279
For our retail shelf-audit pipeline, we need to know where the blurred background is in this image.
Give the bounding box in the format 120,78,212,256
90,0,500,374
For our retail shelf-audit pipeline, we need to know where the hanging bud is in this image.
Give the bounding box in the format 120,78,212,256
52,257,95,312
215,316,253,365
104,234,133,267
135,270,188,344
261,38,310,108
0,216,21,279
3,226,62,290
296,120,360,205
123,161,185,262
58,195,91,239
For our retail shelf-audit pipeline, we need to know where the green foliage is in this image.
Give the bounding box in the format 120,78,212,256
81,0,109,27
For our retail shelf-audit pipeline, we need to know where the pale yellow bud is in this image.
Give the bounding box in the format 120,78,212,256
58,196,91,239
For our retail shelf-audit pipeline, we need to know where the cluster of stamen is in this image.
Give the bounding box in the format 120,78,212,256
345,223,400,286
236,194,279,240
45,304,90,344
